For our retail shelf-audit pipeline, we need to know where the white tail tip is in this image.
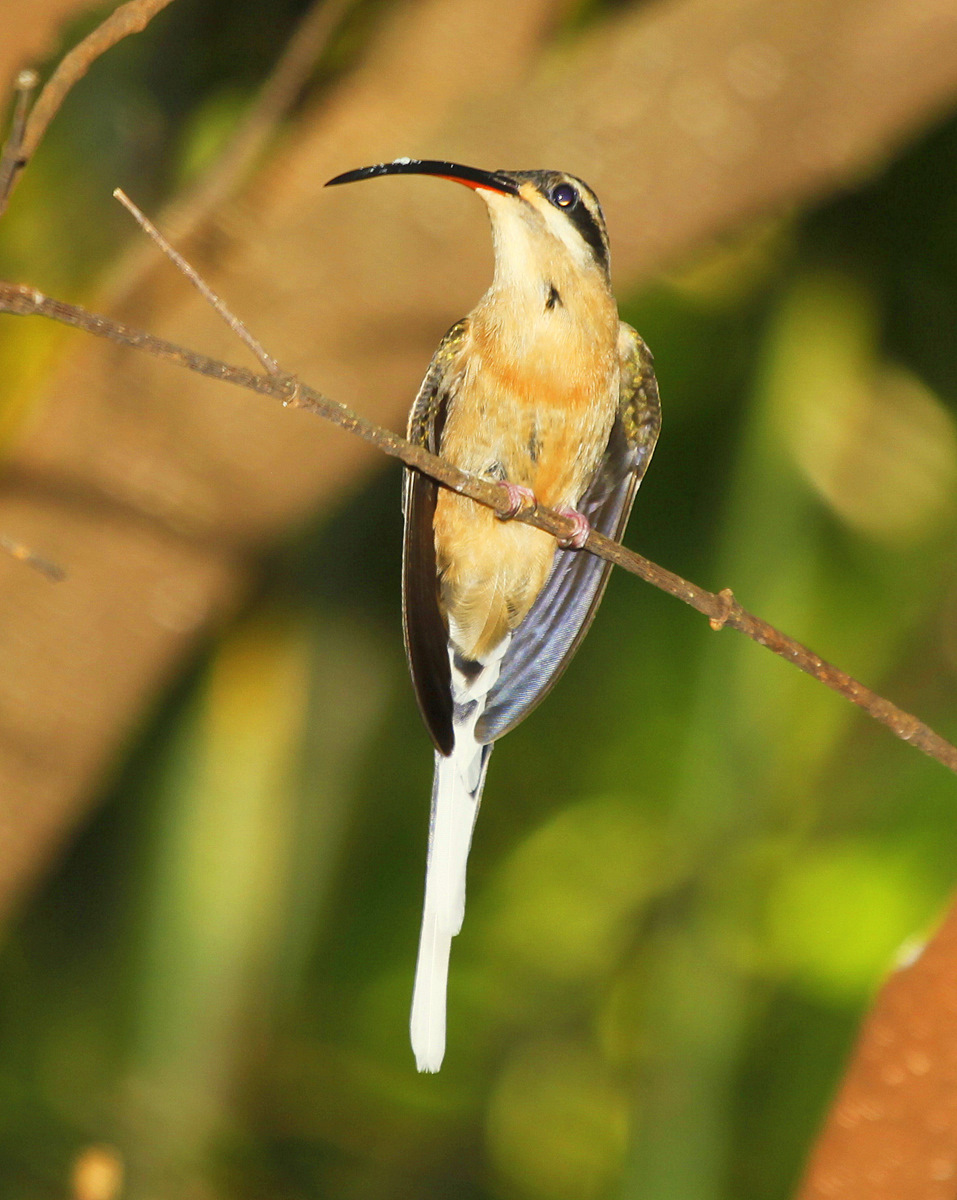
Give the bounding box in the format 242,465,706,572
410,908,449,1072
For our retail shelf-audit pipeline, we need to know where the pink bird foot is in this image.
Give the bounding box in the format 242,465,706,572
496,481,536,519
556,507,591,549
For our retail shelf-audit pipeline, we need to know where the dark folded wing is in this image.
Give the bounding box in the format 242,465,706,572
401,320,470,756
476,323,660,744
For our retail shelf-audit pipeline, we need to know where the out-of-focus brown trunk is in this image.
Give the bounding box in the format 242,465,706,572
797,894,957,1200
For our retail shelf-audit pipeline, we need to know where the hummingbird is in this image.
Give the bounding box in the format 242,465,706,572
325,159,660,1071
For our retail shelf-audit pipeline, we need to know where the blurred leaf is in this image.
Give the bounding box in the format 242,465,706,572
480,796,682,986
486,1039,630,1200
762,838,940,1004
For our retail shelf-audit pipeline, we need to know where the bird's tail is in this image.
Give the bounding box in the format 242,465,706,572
410,637,508,1073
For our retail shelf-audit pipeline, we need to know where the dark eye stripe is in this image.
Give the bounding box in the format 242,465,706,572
564,202,609,272
509,169,611,273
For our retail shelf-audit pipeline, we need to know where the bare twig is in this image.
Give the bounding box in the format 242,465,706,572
0,0,178,217
113,188,281,375
147,0,353,248
0,70,39,209
1,277,953,774
102,0,354,303
0,533,64,581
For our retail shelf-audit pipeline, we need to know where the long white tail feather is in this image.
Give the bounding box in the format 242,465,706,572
410,635,509,1073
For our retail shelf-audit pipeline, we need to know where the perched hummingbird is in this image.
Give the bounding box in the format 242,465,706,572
326,159,660,1071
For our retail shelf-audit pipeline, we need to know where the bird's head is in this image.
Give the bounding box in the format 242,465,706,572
325,159,611,291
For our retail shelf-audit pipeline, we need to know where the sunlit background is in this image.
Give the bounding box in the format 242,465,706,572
2,1,957,1198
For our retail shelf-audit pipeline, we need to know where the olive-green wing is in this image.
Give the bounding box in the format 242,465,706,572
402,320,471,757
476,323,660,744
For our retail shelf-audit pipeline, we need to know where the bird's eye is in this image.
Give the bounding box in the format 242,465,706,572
551,183,577,208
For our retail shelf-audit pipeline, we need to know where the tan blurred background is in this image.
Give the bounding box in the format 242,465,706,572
2,0,957,1197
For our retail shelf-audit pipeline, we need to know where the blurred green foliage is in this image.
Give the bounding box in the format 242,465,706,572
2,3,957,1199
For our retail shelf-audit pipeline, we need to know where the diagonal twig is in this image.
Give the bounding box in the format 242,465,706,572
144,0,353,248
1,277,954,775
113,187,281,375
0,70,39,210
103,0,354,302
0,0,178,216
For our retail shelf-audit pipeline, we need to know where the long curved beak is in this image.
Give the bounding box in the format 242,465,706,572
325,158,518,195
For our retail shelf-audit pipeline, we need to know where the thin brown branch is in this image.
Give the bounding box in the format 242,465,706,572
1,277,954,775
150,0,353,246
0,0,178,217
102,0,354,303
113,188,281,375
0,69,39,211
